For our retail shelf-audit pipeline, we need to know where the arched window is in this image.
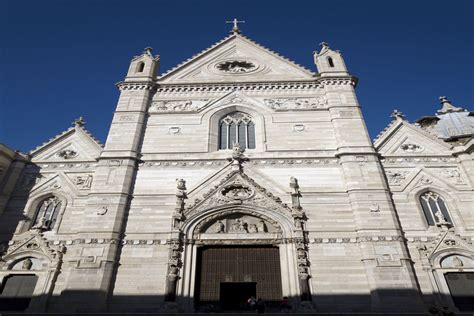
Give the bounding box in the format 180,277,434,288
219,112,255,150
136,62,145,73
327,57,335,68
31,196,62,231
419,192,452,226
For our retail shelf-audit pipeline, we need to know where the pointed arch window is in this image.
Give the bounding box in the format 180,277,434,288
31,196,62,231
419,192,452,226
219,112,255,150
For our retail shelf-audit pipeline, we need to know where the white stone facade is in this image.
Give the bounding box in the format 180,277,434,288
0,31,473,314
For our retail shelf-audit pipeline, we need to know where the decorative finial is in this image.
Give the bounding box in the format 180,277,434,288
226,18,245,34
73,116,86,127
437,96,464,114
227,142,249,171
143,47,153,55
319,41,329,48
391,109,405,121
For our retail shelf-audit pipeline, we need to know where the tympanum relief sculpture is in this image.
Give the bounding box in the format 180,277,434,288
199,213,274,235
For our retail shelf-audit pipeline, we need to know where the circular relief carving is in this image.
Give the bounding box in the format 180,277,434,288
221,184,254,200
215,60,257,74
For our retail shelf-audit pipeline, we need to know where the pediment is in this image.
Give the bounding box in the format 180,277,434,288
30,126,102,163
158,34,315,84
401,168,467,192
17,171,84,195
376,122,452,156
185,170,293,219
426,230,474,259
1,230,65,269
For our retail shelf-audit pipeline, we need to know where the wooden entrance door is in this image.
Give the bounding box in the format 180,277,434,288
0,274,38,311
445,272,474,311
195,245,282,310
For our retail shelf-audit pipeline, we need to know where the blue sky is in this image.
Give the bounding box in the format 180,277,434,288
1,0,472,152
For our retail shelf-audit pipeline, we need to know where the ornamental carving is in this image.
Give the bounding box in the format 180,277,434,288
186,171,293,219
195,211,279,236
414,175,433,188
221,184,254,201
264,97,327,111
386,170,409,185
71,174,93,190
399,143,424,153
441,168,464,184
149,100,208,113
215,60,256,74
56,149,78,159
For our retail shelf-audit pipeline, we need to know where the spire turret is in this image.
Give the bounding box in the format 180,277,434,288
313,41,349,76
124,47,160,81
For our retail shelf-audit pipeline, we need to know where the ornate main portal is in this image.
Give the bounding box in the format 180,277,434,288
195,246,282,310
162,150,313,311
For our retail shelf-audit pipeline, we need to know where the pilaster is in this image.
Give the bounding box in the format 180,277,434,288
325,80,424,312
53,50,159,312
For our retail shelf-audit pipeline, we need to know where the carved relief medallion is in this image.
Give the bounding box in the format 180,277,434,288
221,184,254,201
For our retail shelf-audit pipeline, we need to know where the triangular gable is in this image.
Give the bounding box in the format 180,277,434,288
401,168,466,192
30,125,103,163
426,230,474,259
375,120,452,156
1,230,65,267
158,33,315,84
185,169,293,220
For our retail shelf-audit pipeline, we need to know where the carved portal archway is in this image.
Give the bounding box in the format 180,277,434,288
163,163,312,310
176,205,303,311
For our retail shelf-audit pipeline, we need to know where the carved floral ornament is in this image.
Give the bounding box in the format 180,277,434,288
56,149,78,159
399,143,424,153
215,60,257,74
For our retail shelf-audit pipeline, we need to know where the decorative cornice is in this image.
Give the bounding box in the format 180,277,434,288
116,81,157,91
380,156,457,164
155,81,323,93
6,234,470,249
28,162,97,170
139,158,340,168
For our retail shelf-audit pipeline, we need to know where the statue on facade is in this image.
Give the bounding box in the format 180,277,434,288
257,220,267,233
22,258,33,270
248,223,258,233
215,220,225,233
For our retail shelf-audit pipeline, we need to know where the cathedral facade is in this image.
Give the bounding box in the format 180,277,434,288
1,28,473,314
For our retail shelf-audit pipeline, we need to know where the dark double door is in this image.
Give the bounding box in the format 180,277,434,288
195,245,282,310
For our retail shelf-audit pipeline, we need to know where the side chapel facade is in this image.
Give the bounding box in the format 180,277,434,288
0,28,473,313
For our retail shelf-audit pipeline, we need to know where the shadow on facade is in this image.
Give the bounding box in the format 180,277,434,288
0,165,38,244
0,289,473,315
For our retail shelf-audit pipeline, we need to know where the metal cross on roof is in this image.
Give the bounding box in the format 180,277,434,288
226,18,245,33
